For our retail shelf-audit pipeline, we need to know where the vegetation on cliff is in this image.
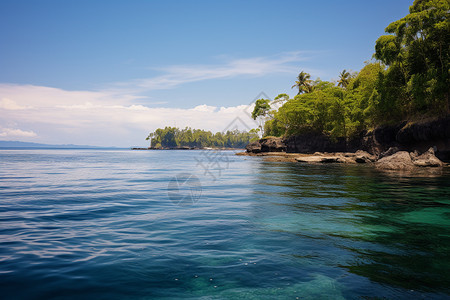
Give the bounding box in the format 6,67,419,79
146,127,259,149
259,0,449,140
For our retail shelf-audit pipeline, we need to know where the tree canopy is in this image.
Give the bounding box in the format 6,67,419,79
146,127,259,149
263,0,449,140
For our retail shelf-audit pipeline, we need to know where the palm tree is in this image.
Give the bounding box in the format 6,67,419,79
338,69,351,88
291,71,312,95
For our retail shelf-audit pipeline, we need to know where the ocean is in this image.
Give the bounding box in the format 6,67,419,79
0,149,449,299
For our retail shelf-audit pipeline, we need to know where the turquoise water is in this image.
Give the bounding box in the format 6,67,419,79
0,149,449,299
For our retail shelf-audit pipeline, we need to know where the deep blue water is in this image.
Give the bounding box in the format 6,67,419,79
0,149,449,299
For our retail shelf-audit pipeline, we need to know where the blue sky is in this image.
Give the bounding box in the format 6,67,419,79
0,0,412,146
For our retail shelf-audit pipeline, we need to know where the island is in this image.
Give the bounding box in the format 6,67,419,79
238,1,449,172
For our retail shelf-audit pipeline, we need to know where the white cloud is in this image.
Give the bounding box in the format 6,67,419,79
0,98,31,110
0,128,37,137
0,84,258,147
190,104,217,113
112,52,311,92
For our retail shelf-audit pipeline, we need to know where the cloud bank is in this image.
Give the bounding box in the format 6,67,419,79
0,84,257,147
0,53,313,147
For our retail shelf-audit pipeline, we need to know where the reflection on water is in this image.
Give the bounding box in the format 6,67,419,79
0,150,449,299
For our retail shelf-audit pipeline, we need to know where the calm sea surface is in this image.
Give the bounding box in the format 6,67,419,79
0,149,449,299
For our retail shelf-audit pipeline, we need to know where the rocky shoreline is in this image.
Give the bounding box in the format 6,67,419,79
238,146,447,170
239,116,450,173
131,147,243,150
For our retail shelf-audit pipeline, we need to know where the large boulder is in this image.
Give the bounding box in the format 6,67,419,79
411,147,444,167
245,137,286,153
260,137,286,152
375,151,416,171
245,141,261,153
375,147,444,170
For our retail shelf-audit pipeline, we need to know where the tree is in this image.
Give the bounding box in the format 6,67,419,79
291,71,313,95
252,98,271,136
145,127,259,149
374,0,450,116
273,93,290,105
338,69,351,88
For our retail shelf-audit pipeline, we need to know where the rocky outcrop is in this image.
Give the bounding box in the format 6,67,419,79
396,117,450,145
245,116,450,163
364,116,450,160
284,132,347,153
240,146,446,171
281,116,450,161
411,147,444,167
260,137,286,152
375,151,416,170
245,141,262,153
245,137,286,154
375,147,444,170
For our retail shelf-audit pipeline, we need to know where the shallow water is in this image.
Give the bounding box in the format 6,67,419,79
0,149,449,299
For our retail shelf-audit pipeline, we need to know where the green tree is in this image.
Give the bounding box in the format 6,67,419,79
338,69,351,88
252,98,271,136
291,71,313,95
374,0,450,116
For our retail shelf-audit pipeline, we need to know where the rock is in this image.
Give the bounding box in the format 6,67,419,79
409,149,420,160
245,137,286,153
337,156,357,164
321,157,341,163
411,147,444,167
245,141,261,153
260,137,286,152
284,132,347,153
379,147,399,159
375,151,416,170
354,150,377,163
295,156,324,163
397,116,450,144
295,156,341,163
244,116,450,162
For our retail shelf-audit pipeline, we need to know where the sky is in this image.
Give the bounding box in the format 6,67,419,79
0,0,412,147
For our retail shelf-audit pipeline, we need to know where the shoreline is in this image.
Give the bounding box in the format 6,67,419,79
131,147,244,151
236,150,450,175
236,151,371,163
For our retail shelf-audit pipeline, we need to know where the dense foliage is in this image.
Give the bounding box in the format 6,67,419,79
262,0,449,140
146,127,259,149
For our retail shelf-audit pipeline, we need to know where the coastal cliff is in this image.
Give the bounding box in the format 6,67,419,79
246,116,450,162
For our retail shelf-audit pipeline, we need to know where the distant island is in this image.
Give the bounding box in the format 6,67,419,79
135,127,259,150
